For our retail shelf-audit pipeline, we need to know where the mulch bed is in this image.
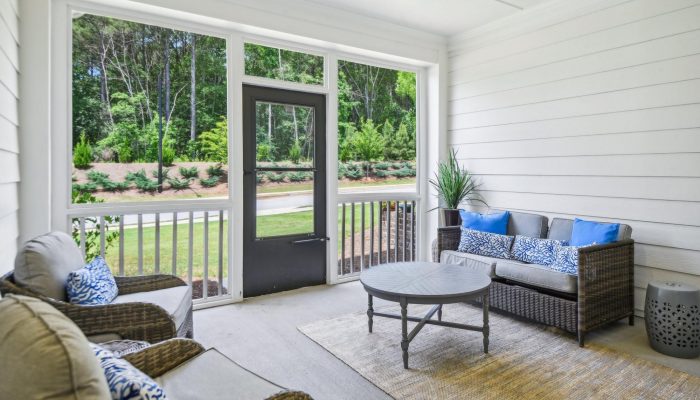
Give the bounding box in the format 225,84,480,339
190,279,228,299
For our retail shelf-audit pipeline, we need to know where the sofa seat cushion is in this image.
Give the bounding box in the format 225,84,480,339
495,260,578,294
155,349,284,400
14,231,85,301
440,250,498,278
112,285,192,330
0,294,110,399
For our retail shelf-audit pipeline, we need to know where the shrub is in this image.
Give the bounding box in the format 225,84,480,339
135,179,159,192
86,170,110,184
167,178,191,191
71,189,119,261
199,118,228,162
257,143,273,162
374,162,390,170
200,176,220,188
206,163,224,178
265,172,285,183
162,145,175,166
102,180,131,192
391,162,404,169
179,166,199,179
151,168,171,180
375,169,392,178
393,167,416,178
289,140,302,164
287,172,308,182
73,132,93,169
125,169,148,182
352,120,385,177
72,183,98,193
344,168,363,180
337,163,347,179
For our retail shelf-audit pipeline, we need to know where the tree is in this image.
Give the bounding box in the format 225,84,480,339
352,120,385,177
199,118,228,162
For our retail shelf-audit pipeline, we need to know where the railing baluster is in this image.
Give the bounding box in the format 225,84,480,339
137,214,143,275
360,202,365,271
119,216,124,276
394,201,399,262
218,211,224,296
411,201,416,261
188,211,194,285
402,201,407,262
369,201,374,267
340,203,346,275
378,201,383,264
172,212,178,276
203,211,209,299
350,202,355,273
386,201,391,263
155,213,160,274
79,218,86,258
99,216,105,258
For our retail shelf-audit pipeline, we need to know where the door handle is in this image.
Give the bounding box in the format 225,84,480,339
291,237,330,244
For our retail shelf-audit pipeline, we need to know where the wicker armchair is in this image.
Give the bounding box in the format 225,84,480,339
436,225,635,346
0,272,193,343
122,339,313,400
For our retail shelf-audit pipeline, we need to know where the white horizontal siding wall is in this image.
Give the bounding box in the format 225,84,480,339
448,0,700,317
0,0,18,275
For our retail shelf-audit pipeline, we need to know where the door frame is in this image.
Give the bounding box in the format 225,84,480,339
241,84,327,297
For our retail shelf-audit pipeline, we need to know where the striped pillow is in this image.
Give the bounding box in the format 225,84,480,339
66,256,118,305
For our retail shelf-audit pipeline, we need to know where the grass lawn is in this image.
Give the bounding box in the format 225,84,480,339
104,204,378,279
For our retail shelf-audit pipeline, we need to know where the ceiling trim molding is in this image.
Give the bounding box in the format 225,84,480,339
447,0,629,54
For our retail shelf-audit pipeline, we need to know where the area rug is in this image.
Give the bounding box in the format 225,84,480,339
298,303,700,399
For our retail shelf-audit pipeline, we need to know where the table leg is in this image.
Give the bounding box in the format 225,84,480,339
483,292,490,354
400,298,409,369
437,304,443,321
367,294,374,333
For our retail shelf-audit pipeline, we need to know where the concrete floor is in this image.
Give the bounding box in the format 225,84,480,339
193,281,700,400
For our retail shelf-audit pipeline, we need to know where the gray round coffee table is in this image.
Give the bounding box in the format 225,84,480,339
360,262,492,369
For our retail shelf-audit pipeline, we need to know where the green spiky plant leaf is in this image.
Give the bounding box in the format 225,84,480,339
428,149,486,210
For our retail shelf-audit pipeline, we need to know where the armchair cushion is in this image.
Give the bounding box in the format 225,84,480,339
155,348,284,399
112,285,192,331
14,231,85,301
0,294,110,399
67,256,118,305
90,343,166,399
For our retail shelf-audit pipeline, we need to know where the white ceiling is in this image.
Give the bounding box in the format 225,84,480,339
308,0,552,36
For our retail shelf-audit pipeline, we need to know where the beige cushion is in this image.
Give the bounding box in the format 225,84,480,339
156,349,283,400
0,294,110,399
495,259,578,294
112,285,192,330
14,231,85,301
440,250,497,277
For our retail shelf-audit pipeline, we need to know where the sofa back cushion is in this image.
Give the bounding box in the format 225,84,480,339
14,231,84,301
494,210,548,238
548,218,632,242
0,294,110,399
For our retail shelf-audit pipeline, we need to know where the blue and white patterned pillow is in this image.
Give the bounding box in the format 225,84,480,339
549,242,587,275
66,256,118,305
457,228,514,259
510,235,567,265
90,343,166,400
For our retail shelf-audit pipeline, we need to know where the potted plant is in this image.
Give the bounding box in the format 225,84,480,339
429,149,485,226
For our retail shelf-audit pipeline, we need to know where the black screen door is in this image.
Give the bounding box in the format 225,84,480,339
242,85,327,297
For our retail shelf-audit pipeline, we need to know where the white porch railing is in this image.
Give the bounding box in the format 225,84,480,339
337,196,418,278
71,205,231,304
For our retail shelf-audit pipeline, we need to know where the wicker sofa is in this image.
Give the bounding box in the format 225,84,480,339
434,211,635,346
0,231,193,343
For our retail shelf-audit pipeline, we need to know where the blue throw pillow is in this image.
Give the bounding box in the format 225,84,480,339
457,228,514,259
510,235,568,265
549,242,587,275
90,343,166,399
66,256,118,305
459,210,510,235
569,218,620,246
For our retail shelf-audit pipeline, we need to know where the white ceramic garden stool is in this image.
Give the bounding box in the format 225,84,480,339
644,281,700,359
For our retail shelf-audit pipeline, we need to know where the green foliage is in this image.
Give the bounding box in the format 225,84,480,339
151,168,171,180
86,170,110,184
71,188,119,260
199,119,228,163
352,120,385,176
179,166,199,179
385,123,415,161
101,180,131,192
135,178,159,192
287,171,310,182
288,140,302,164
428,149,485,210
73,133,93,169
265,172,285,183
200,176,220,188
72,182,98,192
257,143,273,162
125,169,148,182
395,71,416,103
244,43,324,85
374,162,390,170
162,145,176,166
392,167,416,178
167,178,192,191
344,168,364,180
206,163,224,178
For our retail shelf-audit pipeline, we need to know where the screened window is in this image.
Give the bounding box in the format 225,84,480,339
71,13,228,204
244,43,324,85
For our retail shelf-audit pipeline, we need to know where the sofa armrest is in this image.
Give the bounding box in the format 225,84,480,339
115,274,187,295
123,338,205,378
436,226,461,261
577,239,635,333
